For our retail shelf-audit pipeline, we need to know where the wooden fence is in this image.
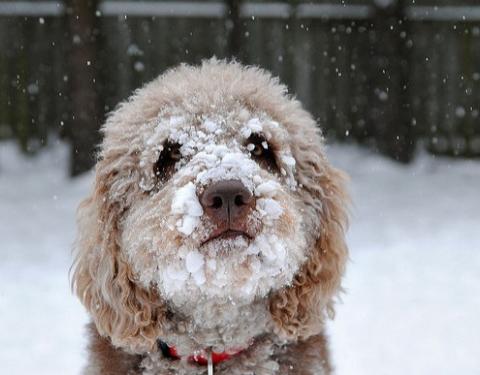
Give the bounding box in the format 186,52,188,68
1,0,480,174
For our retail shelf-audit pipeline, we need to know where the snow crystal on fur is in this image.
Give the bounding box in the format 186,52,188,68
171,182,203,235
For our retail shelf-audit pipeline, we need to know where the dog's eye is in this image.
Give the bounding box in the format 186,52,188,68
153,141,182,181
246,134,278,171
251,143,264,157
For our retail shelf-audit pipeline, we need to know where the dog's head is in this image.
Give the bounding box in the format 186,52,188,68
72,60,348,353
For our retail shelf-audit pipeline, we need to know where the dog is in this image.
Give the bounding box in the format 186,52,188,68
72,59,349,375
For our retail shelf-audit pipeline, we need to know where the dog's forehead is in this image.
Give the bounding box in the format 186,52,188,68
143,108,289,151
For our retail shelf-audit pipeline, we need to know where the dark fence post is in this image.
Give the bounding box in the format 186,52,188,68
369,0,415,162
226,0,243,59
66,0,101,176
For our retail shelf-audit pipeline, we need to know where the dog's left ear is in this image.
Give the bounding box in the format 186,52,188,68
269,145,349,340
71,152,167,353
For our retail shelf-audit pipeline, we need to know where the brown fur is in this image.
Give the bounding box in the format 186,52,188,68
270,164,348,340
72,59,349,374
85,323,142,375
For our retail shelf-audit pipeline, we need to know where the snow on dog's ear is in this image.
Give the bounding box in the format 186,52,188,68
71,150,167,354
269,131,349,340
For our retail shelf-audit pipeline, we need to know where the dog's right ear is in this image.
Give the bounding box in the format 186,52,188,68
71,156,167,353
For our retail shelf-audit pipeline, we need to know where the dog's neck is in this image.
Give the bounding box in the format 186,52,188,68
161,297,273,356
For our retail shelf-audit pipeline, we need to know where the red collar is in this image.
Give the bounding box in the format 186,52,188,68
158,340,245,366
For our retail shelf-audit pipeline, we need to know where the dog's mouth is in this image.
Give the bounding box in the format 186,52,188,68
201,229,253,247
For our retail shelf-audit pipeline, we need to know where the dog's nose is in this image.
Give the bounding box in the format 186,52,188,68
200,180,255,225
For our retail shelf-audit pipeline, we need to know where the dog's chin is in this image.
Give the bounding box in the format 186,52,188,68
156,229,305,310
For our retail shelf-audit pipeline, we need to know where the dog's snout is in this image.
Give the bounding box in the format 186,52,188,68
200,180,255,225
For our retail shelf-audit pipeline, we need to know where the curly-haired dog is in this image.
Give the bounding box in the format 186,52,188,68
72,59,349,375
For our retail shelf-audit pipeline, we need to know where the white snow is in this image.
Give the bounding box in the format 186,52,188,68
191,268,206,286
248,234,287,265
185,251,205,274
127,43,144,56
256,198,283,221
162,264,190,296
202,118,218,133
254,180,281,197
455,106,466,118
134,61,145,72
193,148,260,192
185,250,206,286
246,118,263,133
1,140,479,374
326,144,480,375
165,265,188,282
171,181,203,235
0,140,90,375
240,117,263,139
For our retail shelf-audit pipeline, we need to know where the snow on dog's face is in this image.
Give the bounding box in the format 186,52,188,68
121,108,306,308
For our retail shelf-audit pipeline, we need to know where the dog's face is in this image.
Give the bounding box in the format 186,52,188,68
72,61,348,353
122,109,306,307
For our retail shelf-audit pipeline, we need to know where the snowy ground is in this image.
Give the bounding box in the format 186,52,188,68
0,140,479,374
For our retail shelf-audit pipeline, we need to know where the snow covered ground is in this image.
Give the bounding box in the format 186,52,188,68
0,140,479,374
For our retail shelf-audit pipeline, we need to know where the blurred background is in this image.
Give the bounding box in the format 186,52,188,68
2,0,480,173
0,1,479,374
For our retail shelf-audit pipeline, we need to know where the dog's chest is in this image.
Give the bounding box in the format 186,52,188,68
161,299,272,355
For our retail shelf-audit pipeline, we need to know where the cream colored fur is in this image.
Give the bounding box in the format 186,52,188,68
72,59,349,375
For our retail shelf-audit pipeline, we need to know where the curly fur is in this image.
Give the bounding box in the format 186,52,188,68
72,59,349,374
